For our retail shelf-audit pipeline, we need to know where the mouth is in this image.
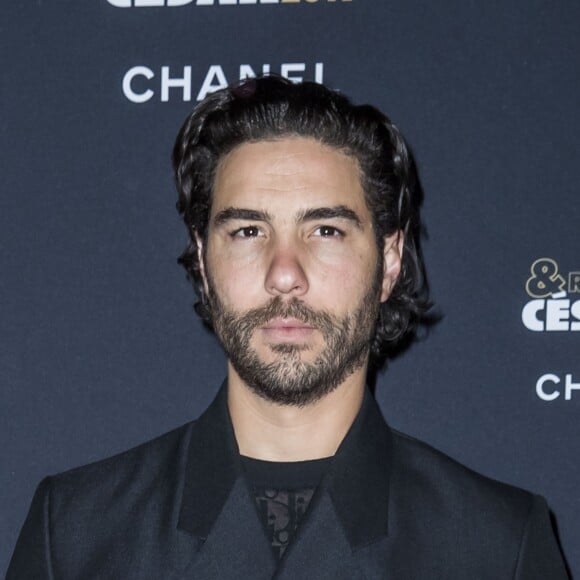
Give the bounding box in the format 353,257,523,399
260,317,316,342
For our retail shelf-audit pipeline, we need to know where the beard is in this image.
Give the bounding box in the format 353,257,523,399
206,266,383,407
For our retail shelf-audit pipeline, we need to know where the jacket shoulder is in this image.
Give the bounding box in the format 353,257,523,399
54,421,193,475
48,421,195,519
385,429,568,578
7,422,197,579
390,428,534,529
393,430,535,521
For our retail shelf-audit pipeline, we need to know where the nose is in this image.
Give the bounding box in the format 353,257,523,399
264,242,309,298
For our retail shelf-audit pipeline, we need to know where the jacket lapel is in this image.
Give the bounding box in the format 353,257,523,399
170,385,277,579
179,478,276,579
274,489,392,580
167,384,395,580
275,389,394,580
275,491,358,580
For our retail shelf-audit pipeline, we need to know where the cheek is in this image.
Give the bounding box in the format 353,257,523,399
305,238,361,273
214,237,264,266
309,248,378,307
206,243,267,306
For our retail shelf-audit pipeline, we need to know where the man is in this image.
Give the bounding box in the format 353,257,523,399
7,76,568,579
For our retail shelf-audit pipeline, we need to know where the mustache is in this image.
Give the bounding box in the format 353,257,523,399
229,297,337,336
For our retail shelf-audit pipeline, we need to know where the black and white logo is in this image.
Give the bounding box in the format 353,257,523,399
122,62,324,103
521,258,580,332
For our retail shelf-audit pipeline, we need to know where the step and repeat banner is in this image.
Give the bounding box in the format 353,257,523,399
1,1,578,576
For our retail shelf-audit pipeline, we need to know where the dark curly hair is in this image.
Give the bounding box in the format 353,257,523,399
172,75,430,360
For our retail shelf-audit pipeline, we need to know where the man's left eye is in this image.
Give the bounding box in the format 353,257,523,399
314,225,344,238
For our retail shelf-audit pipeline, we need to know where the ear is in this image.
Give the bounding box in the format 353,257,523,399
194,231,210,296
380,231,404,302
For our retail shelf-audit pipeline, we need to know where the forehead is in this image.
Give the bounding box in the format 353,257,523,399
211,137,367,215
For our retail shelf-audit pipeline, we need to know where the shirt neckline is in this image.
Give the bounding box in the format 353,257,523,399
240,455,333,489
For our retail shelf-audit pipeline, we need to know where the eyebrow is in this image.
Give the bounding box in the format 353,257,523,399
296,206,362,228
213,207,272,225
212,204,362,229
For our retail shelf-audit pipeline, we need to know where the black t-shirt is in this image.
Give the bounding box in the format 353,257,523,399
241,455,332,561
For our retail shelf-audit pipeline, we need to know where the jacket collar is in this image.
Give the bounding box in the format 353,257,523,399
326,384,393,548
177,382,392,549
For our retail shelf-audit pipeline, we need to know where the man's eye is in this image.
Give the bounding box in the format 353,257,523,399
314,225,344,238
231,226,262,238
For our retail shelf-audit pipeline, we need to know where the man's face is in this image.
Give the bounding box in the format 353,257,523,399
200,137,401,406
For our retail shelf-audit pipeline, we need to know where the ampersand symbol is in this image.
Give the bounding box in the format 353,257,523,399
525,258,566,298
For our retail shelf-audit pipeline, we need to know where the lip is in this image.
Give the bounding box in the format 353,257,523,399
260,317,316,342
261,317,314,330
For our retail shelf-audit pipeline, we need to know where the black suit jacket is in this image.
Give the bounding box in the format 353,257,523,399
7,386,568,579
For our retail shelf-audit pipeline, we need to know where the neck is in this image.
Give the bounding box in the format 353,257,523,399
227,363,367,462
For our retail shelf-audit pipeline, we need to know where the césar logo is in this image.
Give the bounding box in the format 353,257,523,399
107,0,351,7
521,258,580,331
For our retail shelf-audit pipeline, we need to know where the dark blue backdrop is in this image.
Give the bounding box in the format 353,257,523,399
2,1,578,577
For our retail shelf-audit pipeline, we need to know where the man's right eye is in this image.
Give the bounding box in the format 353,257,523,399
231,226,262,238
